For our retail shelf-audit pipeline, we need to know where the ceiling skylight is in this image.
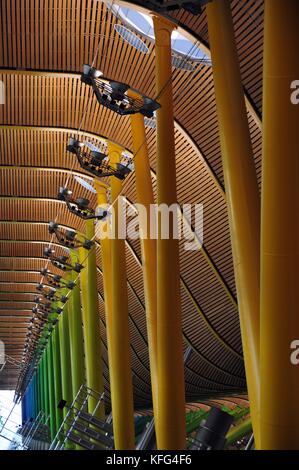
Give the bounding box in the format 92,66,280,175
109,3,211,65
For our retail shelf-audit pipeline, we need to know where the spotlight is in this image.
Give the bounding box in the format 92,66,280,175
81,64,103,85
48,221,59,234
44,247,54,258
191,407,234,450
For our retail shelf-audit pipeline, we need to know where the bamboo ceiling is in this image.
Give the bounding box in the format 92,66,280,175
0,0,263,408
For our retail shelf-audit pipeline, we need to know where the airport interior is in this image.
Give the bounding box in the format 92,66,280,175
0,0,298,452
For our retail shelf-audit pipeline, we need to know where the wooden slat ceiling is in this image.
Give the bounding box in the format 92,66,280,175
0,0,263,406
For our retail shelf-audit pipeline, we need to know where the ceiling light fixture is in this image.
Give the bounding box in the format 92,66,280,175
48,221,94,250
43,246,84,273
58,185,108,220
67,137,134,181
81,64,160,117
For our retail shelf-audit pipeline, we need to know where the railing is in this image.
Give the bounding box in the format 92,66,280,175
50,384,114,450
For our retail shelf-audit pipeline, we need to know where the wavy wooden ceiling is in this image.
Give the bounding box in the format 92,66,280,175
0,0,263,409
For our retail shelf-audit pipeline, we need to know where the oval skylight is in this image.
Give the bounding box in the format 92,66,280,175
114,24,149,54
74,175,97,194
109,3,210,64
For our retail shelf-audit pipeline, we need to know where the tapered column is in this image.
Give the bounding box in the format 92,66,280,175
94,182,113,365
153,14,186,449
39,360,45,420
94,182,115,450
58,303,73,416
52,326,63,431
260,0,299,449
34,370,39,416
79,226,104,419
107,141,135,450
42,353,50,419
36,369,41,416
129,109,158,424
46,340,56,439
206,0,260,444
68,251,85,399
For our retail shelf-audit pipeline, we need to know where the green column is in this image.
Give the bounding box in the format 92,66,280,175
79,222,104,419
58,303,74,449
52,326,63,431
46,339,56,440
58,303,73,415
225,418,252,447
42,353,50,420
39,360,45,418
68,251,85,399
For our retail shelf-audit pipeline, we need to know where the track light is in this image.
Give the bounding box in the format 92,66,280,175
67,137,134,181
58,185,107,220
48,221,94,250
36,283,56,297
81,64,160,117
40,268,76,289
35,284,70,310
44,246,84,273
33,297,52,310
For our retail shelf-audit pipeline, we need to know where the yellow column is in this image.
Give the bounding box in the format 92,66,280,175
94,181,113,347
153,15,186,450
79,223,105,420
129,105,158,426
260,0,299,449
106,141,135,449
69,251,85,399
206,0,260,445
